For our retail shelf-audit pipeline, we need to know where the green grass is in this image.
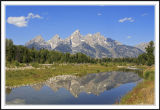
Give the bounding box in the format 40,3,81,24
143,70,154,81
6,61,26,68
6,63,119,86
31,62,40,68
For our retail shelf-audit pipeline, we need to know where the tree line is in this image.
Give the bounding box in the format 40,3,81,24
6,38,154,66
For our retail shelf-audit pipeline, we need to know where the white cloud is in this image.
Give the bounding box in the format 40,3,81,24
127,36,132,39
7,13,43,27
118,17,135,23
97,13,102,16
7,16,27,27
141,13,148,16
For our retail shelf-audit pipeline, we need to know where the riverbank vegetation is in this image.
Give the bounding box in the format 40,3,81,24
117,41,155,104
118,66,155,104
6,63,120,86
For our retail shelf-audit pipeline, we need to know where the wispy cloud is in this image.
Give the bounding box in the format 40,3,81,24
127,36,132,39
26,13,42,19
97,13,102,16
7,13,43,27
141,13,148,16
118,17,134,23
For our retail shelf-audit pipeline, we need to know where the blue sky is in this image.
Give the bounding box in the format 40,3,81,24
6,5,155,46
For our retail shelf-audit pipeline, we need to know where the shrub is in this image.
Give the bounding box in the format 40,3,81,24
19,63,25,67
144,71,154,80
14,61,19,67
6,61,11,68
96,69,100,73
149,72,154,80
31,63,39,68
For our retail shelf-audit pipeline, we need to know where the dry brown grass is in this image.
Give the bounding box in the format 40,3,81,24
118,66,155,105
119,80,154,104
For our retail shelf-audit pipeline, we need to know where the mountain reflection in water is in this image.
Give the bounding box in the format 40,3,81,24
6,71,142,104
31,71,142,97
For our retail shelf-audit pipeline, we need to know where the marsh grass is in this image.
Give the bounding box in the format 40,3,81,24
6,63,119,86
118,66,155,104
118,80,154,104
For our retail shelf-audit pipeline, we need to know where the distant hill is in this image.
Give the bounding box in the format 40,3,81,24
134,42,150,52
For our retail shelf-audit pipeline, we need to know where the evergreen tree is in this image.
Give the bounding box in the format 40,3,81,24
145,41,154,66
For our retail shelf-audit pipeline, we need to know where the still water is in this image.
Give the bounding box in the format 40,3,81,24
6,71,142,104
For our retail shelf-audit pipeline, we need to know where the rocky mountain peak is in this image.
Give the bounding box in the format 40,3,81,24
65,30,83,47
86,33,92,36
50,34,60,41
72,29,80,35
94,32,101,37
70,30,81,38
47,34,62,49
25,35,51,50
25,35,45,46
32,35,44,43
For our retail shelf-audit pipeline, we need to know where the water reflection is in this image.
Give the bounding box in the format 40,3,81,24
30,71,142,97
118,68,144,78
6,98,25,104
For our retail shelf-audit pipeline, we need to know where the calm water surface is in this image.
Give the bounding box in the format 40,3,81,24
6,71,142,104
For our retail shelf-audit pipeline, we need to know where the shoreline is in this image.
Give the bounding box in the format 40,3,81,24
117,66,155,104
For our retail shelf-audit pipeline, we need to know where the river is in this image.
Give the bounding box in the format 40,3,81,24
6,71,142,104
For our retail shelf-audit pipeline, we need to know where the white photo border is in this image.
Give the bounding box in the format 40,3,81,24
1,1,159,109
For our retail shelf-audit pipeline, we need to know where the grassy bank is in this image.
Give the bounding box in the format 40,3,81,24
6,63,120,86
118,66,155,104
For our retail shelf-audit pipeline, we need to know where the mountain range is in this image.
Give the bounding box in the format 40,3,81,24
25,30,144,58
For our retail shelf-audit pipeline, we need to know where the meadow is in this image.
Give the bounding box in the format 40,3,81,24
6,63,121,86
